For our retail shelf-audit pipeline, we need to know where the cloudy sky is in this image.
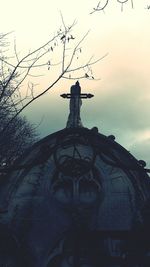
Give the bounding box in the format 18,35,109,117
1,0,150,166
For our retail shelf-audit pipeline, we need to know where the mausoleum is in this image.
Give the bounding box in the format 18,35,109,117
0,81,150,266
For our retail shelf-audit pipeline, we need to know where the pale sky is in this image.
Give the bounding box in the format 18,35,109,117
1,0,150,166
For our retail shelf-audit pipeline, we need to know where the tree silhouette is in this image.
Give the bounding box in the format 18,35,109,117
0,111,38,167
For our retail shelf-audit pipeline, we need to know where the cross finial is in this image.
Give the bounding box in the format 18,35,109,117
60,81,94,128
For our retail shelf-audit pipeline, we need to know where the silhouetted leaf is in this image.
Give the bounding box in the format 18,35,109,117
70,35,75,40
60,35,66,40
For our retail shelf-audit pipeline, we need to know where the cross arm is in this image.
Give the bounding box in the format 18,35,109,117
60,93,94,99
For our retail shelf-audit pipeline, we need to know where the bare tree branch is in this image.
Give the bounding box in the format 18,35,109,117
90,0,134,14
0,17,107,134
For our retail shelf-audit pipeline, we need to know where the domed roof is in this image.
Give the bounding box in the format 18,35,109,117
0,127,149,220
5,126,149,176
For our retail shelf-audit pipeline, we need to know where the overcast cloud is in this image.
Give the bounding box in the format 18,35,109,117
1,0,150,166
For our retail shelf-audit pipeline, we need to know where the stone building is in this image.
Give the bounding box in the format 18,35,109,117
0,81,150,266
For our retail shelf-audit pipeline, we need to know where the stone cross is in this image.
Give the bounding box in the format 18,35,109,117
61,81,94,128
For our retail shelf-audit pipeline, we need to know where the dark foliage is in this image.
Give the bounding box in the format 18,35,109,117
0,110,38,166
